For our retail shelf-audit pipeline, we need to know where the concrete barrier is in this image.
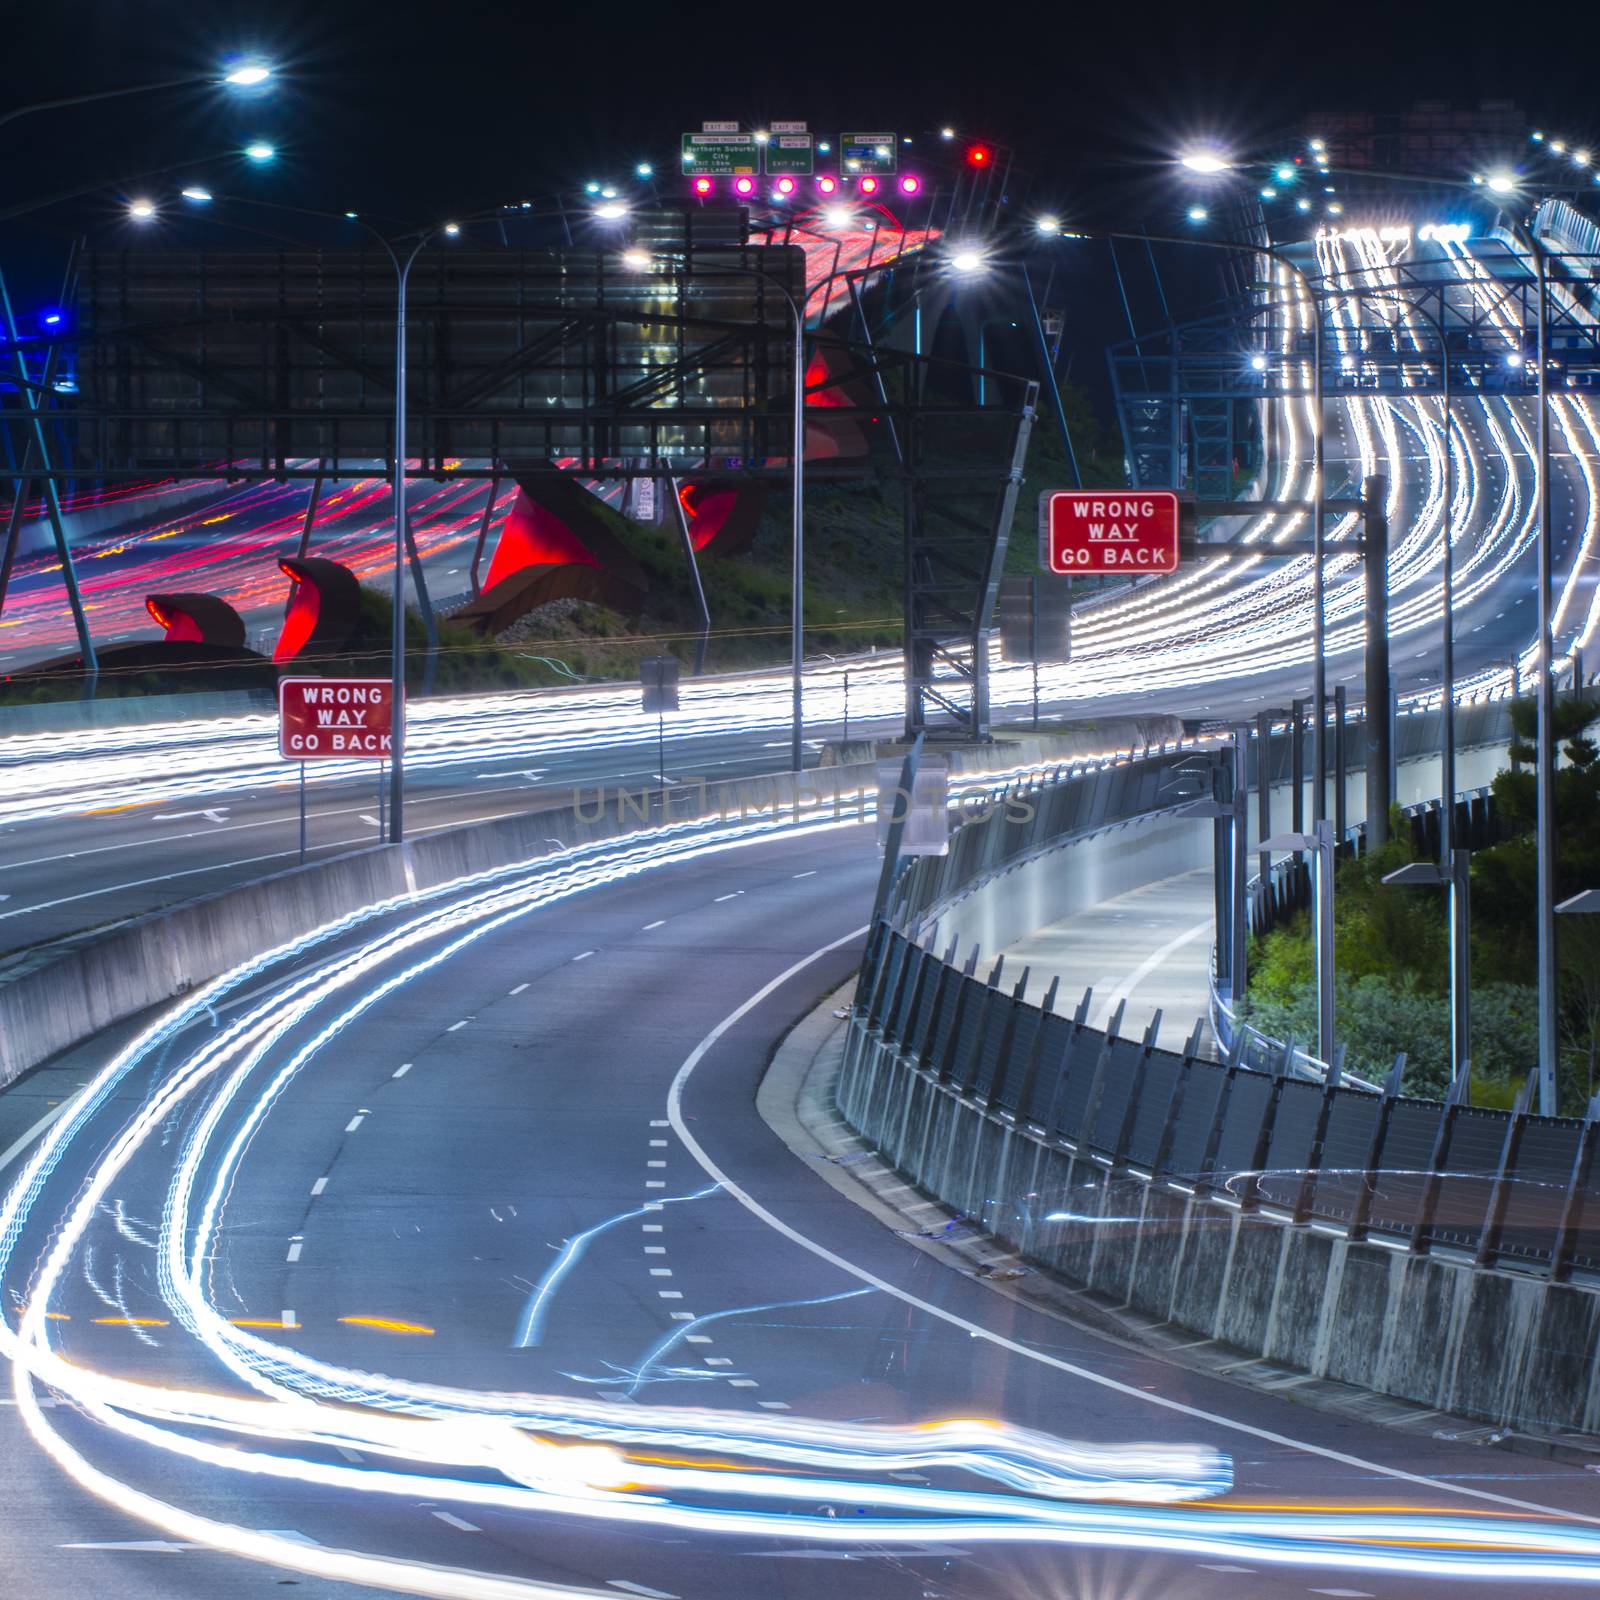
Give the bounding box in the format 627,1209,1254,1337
0,734,1091,1091
836,1031,1600,1438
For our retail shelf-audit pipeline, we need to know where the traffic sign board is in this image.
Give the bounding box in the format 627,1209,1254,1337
766,133,814,176
1039,491,1180,574
681,132,759,175
839,132,897,175
278,677,397,760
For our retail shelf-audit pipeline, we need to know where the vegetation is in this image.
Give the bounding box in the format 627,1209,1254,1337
1241,696,1600,1111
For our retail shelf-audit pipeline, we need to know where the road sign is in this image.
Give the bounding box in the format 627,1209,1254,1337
681,132,759,175
1038,490,1180,575
641,656,680,713
998,575,1072,663
839,132,897,175
766,133,814,176
278,677,396,760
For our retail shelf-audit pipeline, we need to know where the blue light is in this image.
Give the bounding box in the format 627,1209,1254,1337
584,181,601,194
635,162,653,178
43,312,61,325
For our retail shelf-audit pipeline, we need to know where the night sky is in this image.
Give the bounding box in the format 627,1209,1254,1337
1,0,1592,410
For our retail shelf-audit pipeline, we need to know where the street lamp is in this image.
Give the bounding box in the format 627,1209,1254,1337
1180,147,1570,1109
0,58,275,133
622,250,808,773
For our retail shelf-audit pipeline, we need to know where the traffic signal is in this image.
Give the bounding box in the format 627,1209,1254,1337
967,144,992,167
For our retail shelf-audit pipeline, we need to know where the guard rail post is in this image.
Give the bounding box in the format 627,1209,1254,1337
935,947,982,1084
1238,1035,1294,1212
1193,1032,1247,1200
1149,1020,1209,1179
984,967,1031,1111
1549,1092,1600,1282
1112,1009,1165,1161
959,957,1008,1096
1290,1049,1344,1224
1076,999,1126,1152
1011,976,1061,1125
1410,1065,1473,1255
1474,1076,1536,1269
1348,1053,1407,1241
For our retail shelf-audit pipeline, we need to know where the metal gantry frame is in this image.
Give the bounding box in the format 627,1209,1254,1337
0,239,1039,748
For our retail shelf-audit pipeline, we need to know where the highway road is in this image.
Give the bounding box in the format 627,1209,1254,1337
3,228,1596,957
4,804,1600,1598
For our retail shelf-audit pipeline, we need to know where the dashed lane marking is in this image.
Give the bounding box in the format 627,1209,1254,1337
285,1242,303,1263
642,920,666,930
310,1177,328,1196
344,1115,365,1133
509,983,529,995
432,1512,479,1533
446,1020,469,1033
573,950,596,961
393,1062,413,1078
713,891,744,902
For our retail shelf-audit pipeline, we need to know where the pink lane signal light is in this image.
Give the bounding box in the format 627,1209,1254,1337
898,173,921,195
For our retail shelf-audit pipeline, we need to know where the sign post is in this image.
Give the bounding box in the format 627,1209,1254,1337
999,574,1072,729
641,657,681,786
1038,490,1180,575
278,677,399,863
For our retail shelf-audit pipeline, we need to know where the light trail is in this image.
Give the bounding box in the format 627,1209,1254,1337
5,779,1600,1587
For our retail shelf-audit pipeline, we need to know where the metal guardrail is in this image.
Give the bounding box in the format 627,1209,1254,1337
861,743,1600,1281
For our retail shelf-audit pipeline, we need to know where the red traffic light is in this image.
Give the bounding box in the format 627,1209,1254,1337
859,175,879,195
693,176,714,196
967,144,992,167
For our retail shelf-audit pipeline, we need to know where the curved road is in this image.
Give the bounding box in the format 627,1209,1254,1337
4,808,1599,1599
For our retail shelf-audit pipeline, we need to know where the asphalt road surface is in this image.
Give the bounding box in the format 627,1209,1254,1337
3,810,1598,1599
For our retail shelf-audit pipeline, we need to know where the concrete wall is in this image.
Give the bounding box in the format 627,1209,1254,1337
0,735,1080,1090
836,1026,1600,1437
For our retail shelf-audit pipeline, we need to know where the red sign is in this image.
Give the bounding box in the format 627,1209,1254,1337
278,677,397,760
1041,491,1181,574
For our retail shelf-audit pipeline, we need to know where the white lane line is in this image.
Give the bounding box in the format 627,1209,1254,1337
310,1177,327,1196
650,1120,670,1128
658,1290,683,1299
1310,1591,1375,1598
758,1400,791,1410
647,1160,667,1168
509,983,529,995
645,1181,666,1189
684,1335,712,1345
728,1378,760,1388
791,870,818,879
649,1268,673,1277
1198,1565,1255,1574
713,891,743,902
668,1311,694,1321
392,1062,413,1079
572,950,596,961
431,1511,479,1533
446,1020,469,1033
607,1580,681,1599
281,1309,296,1328
667,923,1600,1528
344,1115,365,1133
649,1139,668,1147
359,814,380,826
0,1088,86,1176
285,1242,302,1263
644,1246,667,1255
642,920,666,930
703,1357,732,1367
60,1539,195,1552
642,1224,663,1233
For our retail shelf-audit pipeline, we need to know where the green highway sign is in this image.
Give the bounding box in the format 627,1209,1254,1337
765,132,814,176
839,132,897,175
681,132,760,175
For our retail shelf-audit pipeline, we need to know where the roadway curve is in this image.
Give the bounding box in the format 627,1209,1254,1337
4,808,1599,1599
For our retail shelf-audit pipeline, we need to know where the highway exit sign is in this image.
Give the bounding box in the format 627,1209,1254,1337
681,132,759,175
839,132,897,174
1038,491,1180,574
278,677,397,760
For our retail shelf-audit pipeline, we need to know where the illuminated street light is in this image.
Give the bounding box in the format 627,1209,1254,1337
1575,149,1591,167
950,248,985,273
1035,215,1061,235
1275,165,1295,181
244,141,275,163
222,62,272,86
1309,137,1327,153
128,198,156,220
1186,205,1208,222
180,186,213,203
621,249,651,271
593,202,627,219
940,126,955,140
1296,197,1313,212
635,162,653,177
1260,187,1277,199
823,204,853,229
443,221,461,237
1179,149,1231,174
1250,353,1268,371
1486,170,1517,194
